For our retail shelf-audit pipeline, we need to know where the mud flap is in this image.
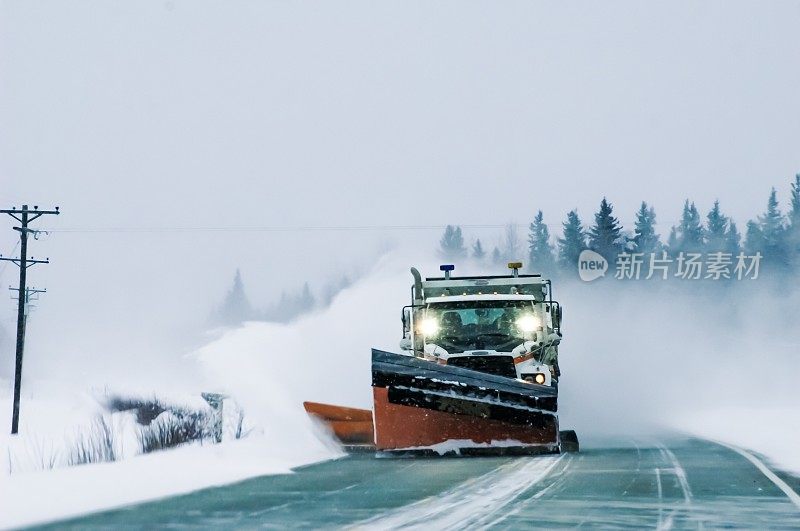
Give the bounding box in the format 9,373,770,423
559,429,579,453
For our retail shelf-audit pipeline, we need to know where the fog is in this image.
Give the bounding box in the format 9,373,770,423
557,279,800,436
191,256,800,471
1,1,799,455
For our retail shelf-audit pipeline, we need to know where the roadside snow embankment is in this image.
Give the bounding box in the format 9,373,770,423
678,407,800,475
0,387,340,529
0,256,420,528
0,424,335,529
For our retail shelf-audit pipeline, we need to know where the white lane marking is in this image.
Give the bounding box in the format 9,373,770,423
656,468,663,500
352,455,564,530
713,440,800,511
659,445,693,504
656,444,701,529
655,468,672,531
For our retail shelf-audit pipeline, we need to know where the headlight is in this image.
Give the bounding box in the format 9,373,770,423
419,317,439,337
523,373,547,385
516,313,540,333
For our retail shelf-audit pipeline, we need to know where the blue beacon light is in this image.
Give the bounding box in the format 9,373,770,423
439,264,455,279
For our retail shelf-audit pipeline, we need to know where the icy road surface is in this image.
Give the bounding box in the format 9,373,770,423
34,438,800,529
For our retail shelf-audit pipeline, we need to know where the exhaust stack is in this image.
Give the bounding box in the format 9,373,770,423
410,267,423,304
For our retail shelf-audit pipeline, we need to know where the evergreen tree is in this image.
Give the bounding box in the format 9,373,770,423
216,269,253,326
588,198,624,260
299,282,315,311
744,220,763,255
557,210,586,269
674,200,704,253
667,226,679,252
790,174,800,228
491,246,502,265
760,188,785,247
632,202,660,254
264,282,317,322
787,174,800,267
752,188,788,269
439,225,467,260
472,239,486,260
705,200,729,253
527,211,555,273
725,221,742,256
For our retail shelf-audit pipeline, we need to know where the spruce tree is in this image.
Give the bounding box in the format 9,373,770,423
790,174,800,228
491,246,502,265
754,188,788,269
299,282,315,311
787,174,800,267
744,220,763,255
558,210,586,269
725,221,742,256
472,239,486,260
667,226,679,253
705,200,729,253
633,202,660,254
439,225,467,260
760,189,785,247
266,283,318,322
528,211,555,273
217,269,253,326
675,200,704,253
588,198,623,260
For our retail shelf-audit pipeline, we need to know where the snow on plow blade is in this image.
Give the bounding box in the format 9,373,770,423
303,401,375,449
372,349,561,455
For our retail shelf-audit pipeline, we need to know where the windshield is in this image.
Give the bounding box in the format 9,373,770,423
418,300,538,353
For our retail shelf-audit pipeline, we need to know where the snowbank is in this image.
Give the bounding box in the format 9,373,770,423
0,434,338,529
0,253,423,528
678,406,800,475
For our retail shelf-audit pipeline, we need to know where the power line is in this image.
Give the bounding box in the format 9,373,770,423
41,224,510,233
0,240,20,278
38,221,691,234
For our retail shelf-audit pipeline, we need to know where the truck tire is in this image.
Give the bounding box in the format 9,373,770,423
559,429,579,453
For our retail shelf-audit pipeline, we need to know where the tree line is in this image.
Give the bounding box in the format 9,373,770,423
212,269,352,327
439,174,800,279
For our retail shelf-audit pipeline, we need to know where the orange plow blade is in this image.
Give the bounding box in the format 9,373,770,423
303,401,375,447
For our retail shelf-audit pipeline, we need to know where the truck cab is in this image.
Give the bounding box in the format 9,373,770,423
400,263,563,386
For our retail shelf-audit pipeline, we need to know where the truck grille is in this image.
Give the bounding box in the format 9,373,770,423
446,355,517,379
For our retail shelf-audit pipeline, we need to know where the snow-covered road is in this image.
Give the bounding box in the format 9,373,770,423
33,437,800,529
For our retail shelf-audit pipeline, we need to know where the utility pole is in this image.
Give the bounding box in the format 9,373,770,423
0,205,59,434
9,286,47,345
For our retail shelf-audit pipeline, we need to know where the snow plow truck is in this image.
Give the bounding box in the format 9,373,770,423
304,263,578,455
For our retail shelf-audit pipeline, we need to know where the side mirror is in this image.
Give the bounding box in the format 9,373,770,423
399,337,412,351
402,308,411,334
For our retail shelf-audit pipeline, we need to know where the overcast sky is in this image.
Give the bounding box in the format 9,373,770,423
1,1,800,382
